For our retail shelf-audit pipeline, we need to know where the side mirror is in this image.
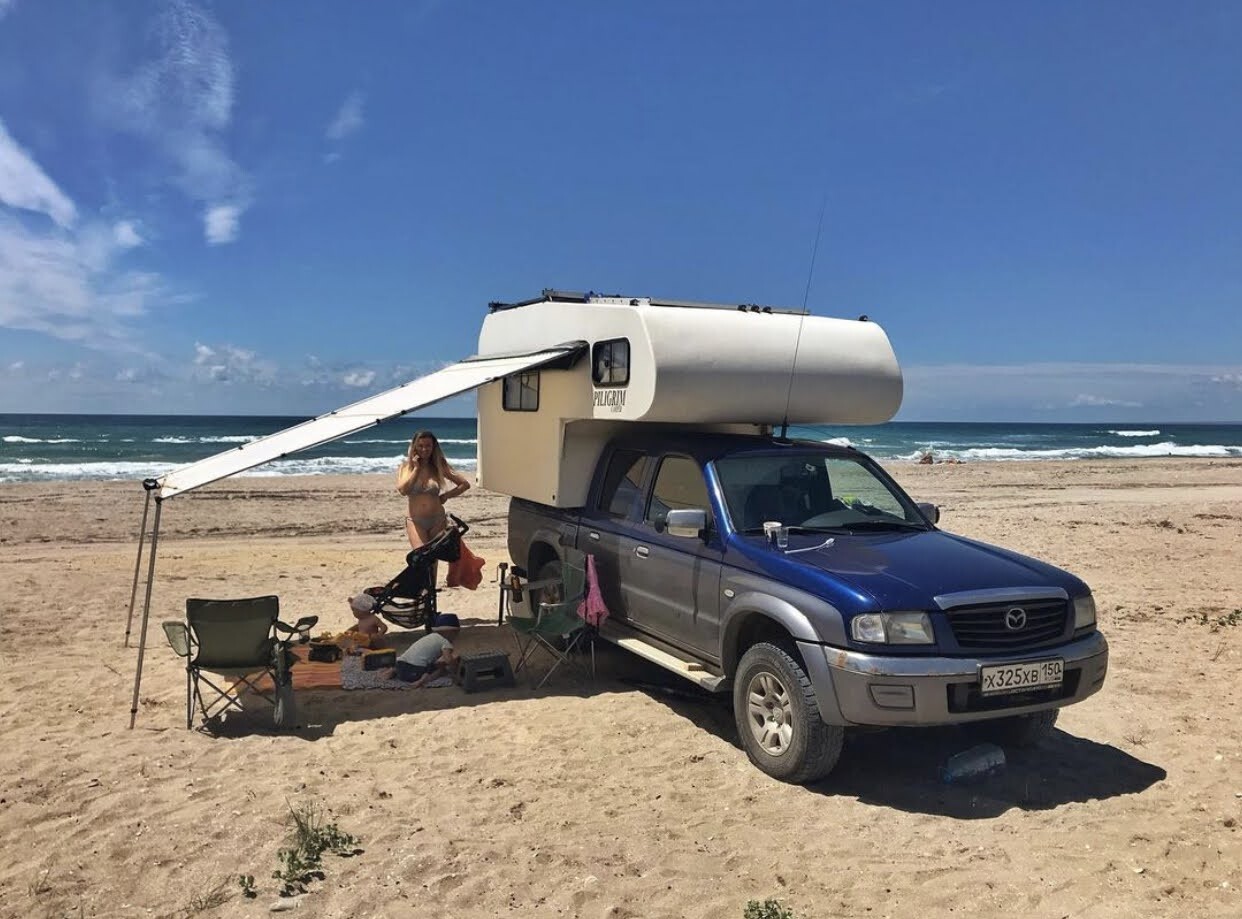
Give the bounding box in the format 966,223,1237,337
665,508,708,539
916,502,940,525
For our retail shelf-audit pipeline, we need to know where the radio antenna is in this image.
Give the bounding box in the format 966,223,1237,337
779,193,828,439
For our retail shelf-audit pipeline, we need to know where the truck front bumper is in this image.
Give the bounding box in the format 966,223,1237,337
800,630,1108,727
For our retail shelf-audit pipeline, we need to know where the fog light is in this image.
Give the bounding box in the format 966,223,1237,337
869,684,915,709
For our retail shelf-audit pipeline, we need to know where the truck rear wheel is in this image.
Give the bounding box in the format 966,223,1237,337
733,642,843,784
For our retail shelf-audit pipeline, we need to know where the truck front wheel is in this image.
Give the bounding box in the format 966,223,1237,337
733,642,844,784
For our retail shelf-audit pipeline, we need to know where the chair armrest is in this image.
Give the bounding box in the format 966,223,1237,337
275,616,319,642
162,621,191,657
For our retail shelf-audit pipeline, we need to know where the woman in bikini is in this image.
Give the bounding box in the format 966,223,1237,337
397,430,471,550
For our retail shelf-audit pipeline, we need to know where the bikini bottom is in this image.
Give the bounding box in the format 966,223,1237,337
406,512,447,531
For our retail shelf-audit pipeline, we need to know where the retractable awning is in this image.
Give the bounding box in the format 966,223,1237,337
154,342,586,499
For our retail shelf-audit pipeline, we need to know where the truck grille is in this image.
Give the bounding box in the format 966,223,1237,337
945,598,1068,651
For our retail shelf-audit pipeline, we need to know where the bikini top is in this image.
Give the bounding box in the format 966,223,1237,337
408,478,441,496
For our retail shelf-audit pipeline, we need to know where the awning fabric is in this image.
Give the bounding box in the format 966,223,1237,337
153,343,584,500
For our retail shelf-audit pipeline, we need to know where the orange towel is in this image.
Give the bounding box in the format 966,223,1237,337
446,539,485,590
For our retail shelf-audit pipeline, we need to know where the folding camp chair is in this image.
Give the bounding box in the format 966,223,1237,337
162,596,318,730
504,548,590,689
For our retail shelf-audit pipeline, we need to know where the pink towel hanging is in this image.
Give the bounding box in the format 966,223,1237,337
578,554,610,628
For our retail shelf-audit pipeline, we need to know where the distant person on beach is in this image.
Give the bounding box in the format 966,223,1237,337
397,430,471,550
388,613,461,687
348,593,388,644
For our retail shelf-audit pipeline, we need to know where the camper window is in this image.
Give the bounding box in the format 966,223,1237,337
502,372,539,411
591,339,630,387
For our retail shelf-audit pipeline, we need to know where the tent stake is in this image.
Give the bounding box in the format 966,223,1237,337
128,498,163,729
123,488,153,648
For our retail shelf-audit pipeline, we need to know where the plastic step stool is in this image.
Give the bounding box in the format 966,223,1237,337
458,649,515,694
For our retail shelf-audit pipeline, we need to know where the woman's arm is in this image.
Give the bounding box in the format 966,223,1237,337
441,467,472,501
396,460,417,495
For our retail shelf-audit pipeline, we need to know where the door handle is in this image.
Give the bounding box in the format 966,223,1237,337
634,546,649,559
588,531,600,541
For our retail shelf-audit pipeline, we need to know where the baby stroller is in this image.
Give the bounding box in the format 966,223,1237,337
367,514,469,630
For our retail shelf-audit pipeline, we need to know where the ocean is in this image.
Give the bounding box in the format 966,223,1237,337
2,414,1241,485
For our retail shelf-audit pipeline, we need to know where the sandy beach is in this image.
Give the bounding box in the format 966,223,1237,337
1,459,1239,919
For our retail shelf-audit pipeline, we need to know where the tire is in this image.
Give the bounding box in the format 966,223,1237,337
970,708,1059,748
732,642,844,784
533,559,564,607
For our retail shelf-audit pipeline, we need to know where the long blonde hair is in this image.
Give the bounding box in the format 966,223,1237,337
406,430,452,484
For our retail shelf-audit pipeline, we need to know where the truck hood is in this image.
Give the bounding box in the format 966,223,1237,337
734,529,1085,611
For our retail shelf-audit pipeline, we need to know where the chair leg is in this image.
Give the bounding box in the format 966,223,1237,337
186,667,193,729
531,633,587,690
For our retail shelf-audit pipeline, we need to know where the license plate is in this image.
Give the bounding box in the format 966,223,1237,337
979,659,1063,695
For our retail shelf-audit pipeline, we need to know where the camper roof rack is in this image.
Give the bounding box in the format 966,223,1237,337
487,289,808,316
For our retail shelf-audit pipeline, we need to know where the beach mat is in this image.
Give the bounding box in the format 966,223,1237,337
246,632,425,692
247,645,341,691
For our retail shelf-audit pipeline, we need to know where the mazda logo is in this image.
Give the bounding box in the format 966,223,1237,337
1005,607,1028,630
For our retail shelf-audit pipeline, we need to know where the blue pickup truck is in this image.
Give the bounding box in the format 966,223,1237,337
508,429,1108,783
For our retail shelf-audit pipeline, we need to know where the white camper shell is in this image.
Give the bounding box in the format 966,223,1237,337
475,290,903,507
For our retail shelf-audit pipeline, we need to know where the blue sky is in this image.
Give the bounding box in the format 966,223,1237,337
0,0,1239,422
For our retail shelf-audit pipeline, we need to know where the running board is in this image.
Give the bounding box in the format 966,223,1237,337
598,621,727,692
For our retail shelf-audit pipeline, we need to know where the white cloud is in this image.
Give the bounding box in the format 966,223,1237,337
0,118,78,227
342,369,376,387
326,92,365,141
99,0,249,245
0,213,171,347
191,341,275,384
113,220,143,249
203,203,240,244
1068,393,1142,408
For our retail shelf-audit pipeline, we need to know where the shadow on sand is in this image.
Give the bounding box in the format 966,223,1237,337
194,636,1166,818
194,619,596,741
613,655,1167,818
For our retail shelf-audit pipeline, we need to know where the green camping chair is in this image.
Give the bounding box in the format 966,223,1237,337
161,596,318,730
507,549,590,689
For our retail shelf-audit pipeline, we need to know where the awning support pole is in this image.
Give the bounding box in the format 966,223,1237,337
123,488,153,648
129,497,163,729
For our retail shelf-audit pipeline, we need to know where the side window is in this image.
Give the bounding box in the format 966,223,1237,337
592,339,630,386
646,456,711,527
502,372,539,411
598,450,651,518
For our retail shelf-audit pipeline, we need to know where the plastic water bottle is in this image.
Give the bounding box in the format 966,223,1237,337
939,742,1006,784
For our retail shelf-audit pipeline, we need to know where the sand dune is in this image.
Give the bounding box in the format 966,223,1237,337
1,460,1239,918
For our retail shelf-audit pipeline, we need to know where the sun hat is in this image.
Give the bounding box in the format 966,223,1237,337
432,613,461,631
349,593,376,614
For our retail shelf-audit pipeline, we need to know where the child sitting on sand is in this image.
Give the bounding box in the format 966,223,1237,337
388,613,460,687
348,593,388,646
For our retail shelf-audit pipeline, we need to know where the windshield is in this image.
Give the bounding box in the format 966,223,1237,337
714,452,927,533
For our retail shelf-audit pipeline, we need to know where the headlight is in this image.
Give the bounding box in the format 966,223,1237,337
1073,593,1096,630
850,611,934,644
